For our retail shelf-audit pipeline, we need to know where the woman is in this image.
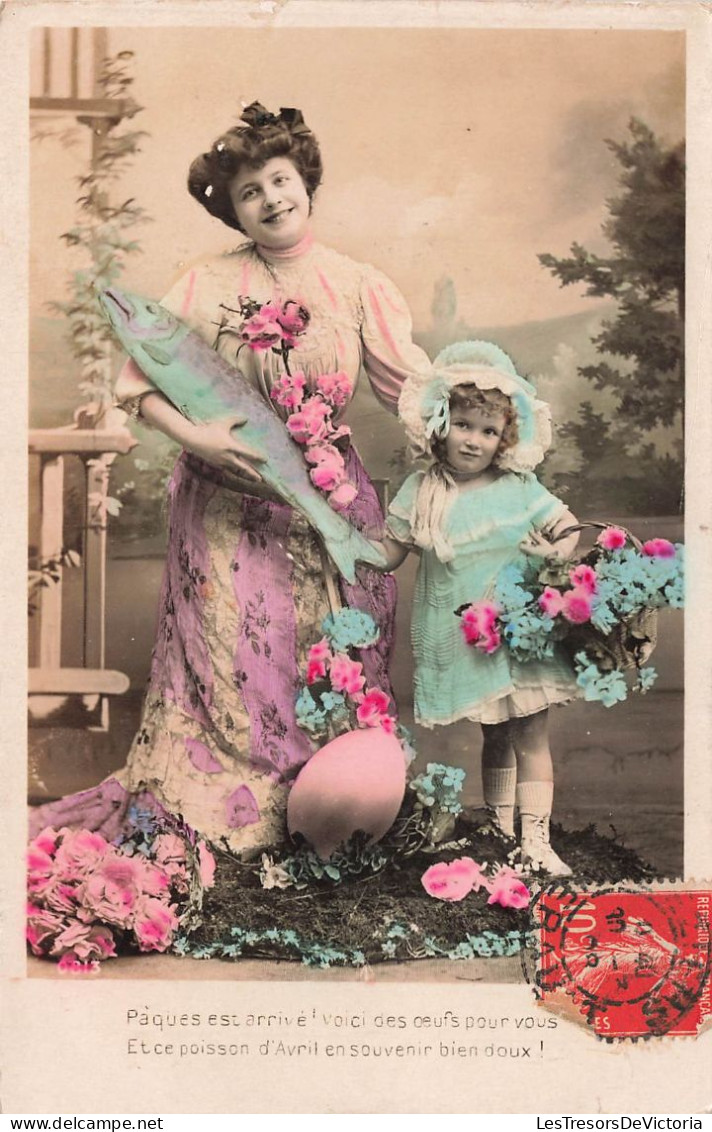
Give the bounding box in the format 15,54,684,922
31,103,431,856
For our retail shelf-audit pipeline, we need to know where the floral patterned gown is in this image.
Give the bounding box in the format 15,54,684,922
30,235,430,856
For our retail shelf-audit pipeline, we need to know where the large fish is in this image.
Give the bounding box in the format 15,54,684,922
98,288,387,583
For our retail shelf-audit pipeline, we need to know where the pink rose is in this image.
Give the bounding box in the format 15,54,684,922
356,687,392,727
315,371,351,408
569,564,597,594
133,898,179,953
379,715,397,735
460,602,502,652
561,586,593,624
306,658,327,684
26,903,66,955
32,827,59,857
285,399,332,444
329,654,366,697
276,301,310,346
596,527,627,551
50,920,117,962
197,842,217,889
329,482,358,510
421,857,487,902
270,371,306,410
52,829,111,882
240,304,284,350
538,586,564,617
79,854,148,927
27,844,55,897
305,442,345,470
310,465,342,493
642,538,676,558
486,866,531,910
308,638,332,665
44,879,82,916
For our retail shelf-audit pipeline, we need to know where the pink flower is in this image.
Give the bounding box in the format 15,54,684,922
270,371,306,410
486,866,531,910
569,564,597,594
310,463,344,493
32,827,59,857
538,586,564,617
44,879,82,916
597,527,627,551
306,658,327,684
285,398,332,444
50,920,117,962
329,482,358,510
26,903,66,955
52,829,111,882
240,304,284,350
421,858,488,902
642,538,676,558
379,715,397,735
329,654,366,697
308,638,332,664
304,443,345,471
27,844,55,897
561,586,593,624
197,842,217,889
315,371,351,407
356,687,392,727
460,602,502,653
133,898,179,953
79,854,148,927
276,301,310,346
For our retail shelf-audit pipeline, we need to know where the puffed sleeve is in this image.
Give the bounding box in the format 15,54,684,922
359,267,431,413
386,471,425,544
523,474,569,529
113,264,209,411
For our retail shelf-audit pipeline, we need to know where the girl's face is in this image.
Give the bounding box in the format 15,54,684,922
229,157,311,249
444,405,506,478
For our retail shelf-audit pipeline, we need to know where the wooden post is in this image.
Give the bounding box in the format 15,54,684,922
37,454,65,669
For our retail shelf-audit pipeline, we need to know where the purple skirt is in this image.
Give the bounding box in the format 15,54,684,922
30,447,397,855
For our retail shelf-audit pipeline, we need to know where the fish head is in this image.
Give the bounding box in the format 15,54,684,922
98,288,187,367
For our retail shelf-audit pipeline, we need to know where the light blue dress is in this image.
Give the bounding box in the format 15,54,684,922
388,470,580,727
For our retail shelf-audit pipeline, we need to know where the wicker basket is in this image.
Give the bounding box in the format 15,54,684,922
551,520,659,672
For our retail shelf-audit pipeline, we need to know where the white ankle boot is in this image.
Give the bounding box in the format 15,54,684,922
483,766,516,839
516,780,572,877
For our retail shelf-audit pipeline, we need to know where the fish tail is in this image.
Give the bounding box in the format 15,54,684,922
322,526,388,584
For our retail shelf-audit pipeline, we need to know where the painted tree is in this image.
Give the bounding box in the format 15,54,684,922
539,118,684,513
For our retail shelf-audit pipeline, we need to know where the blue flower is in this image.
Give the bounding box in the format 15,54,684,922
295,687,328,735
636,666,658,693
321,608,380,651
574,655,628,707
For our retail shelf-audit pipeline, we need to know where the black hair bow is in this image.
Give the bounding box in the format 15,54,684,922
239,101,311,135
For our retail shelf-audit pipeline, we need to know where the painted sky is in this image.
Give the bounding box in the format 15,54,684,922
31,26,684,330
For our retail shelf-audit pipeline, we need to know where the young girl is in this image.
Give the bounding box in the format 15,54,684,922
375,340,581,875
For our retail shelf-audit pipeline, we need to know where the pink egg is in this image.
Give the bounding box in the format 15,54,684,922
287,728,407,860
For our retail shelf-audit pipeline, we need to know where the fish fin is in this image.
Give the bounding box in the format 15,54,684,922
141,342,173,366
322,527,388,585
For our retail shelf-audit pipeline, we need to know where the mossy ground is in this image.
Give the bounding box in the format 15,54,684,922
187,811,659,964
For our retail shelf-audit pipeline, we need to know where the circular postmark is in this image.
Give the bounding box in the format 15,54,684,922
528,887,712,1038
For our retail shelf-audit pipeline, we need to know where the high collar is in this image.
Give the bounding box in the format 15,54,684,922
254,228,315,265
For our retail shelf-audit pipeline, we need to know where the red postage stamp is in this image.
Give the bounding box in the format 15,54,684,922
534,888,712,1038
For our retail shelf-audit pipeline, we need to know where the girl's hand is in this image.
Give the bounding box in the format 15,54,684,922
520,530,561,560
186,416,265,482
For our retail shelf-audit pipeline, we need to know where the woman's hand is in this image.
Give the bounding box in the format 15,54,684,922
139,393,265,482
185,416,265,482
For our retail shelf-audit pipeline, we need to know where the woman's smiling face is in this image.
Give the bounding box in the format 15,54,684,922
229,157,311,249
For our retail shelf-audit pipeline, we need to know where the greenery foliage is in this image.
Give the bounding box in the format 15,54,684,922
48,51,151,410
539,119,684,514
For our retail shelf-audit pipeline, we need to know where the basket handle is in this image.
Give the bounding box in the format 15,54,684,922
550,521,644,552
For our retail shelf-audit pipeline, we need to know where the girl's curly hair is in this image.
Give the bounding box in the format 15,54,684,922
432,384,519,466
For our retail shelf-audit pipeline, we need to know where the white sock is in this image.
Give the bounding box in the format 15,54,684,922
483,765,517,837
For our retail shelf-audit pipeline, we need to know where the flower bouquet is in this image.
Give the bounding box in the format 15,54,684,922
457,524,684,707
27,808,216,972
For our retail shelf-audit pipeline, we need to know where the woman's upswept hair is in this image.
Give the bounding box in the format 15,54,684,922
433,383,519,466
187,103,323,231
